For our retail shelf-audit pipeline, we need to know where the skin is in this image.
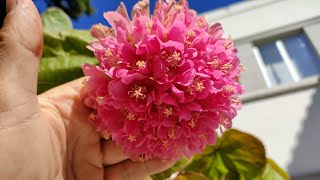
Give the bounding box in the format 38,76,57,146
0,0,175,179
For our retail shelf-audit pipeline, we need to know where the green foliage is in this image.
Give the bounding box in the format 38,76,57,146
38,8,96,94
152,158,191,180
152,129,289,180
170,172,209,180
256,159,290,180
45,0,93,19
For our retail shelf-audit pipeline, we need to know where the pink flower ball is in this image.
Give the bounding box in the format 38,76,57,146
82,0,244,161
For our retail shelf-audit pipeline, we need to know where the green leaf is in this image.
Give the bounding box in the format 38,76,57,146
169,172,209,180
38,8,97,94
217,129,266,179
152,158,191,180
257,159,289,180
41,8,72,35
184,129,266,180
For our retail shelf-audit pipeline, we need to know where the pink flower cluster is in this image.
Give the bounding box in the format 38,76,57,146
82,0,244,161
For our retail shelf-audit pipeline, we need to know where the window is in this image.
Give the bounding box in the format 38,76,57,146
253,32,320,88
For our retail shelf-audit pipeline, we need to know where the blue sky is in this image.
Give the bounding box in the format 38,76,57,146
34,0,241,29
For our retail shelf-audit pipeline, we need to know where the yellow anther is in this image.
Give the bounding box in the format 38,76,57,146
102,131,111,140
145,21,153,32
207,58,219,68
231,97,241,105
126,112,135,121
163,107,173,117
138,1,146,7
224,85,234,93
89,113,97,120
221,62,232,73
188,118,197,128
192,78,205,92
128,135,137,142
171,52,181,62
174,4,182,10
187,30,196,37
129,86,147,100
224,35,232,49
105,48,112,57
136,60,145,69
195,82,205,92
162,139,169,147
168,127,176,139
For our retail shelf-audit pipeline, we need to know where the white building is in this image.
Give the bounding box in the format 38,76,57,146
203,0,320,179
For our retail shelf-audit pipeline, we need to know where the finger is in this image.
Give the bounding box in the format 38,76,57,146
0,0,43,109
2,0,43,57
40,77,86,96
104,159,176,180
102,140,127,166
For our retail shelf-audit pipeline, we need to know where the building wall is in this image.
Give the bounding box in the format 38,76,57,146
203,0,320,177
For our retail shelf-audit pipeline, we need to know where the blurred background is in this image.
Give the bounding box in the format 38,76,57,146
33,0,320,179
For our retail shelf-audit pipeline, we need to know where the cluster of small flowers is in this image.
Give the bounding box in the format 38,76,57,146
82,0,244,161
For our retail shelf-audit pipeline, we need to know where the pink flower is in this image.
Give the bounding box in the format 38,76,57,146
83,0,244,161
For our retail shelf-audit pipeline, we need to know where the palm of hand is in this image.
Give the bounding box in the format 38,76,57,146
39,80,104,180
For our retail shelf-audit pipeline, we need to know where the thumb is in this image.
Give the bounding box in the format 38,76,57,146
0,0,42,111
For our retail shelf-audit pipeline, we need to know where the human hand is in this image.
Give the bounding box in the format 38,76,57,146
0,0,175,179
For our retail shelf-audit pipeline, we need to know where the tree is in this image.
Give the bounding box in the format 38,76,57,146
44,0,93,19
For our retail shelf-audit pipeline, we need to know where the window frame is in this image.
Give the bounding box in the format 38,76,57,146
252,30,319,88
234,18,320,101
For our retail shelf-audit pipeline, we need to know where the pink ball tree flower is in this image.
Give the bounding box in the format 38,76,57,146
82,0,244,161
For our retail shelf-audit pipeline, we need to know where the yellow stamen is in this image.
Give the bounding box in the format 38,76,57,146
162,139,169,147
136,60,145,69
174,4,182,10
192,78,205,92
89,113,97,120
171,52,181,62
128,135,137,142
105,48,112,57
163,107,173,117
188,118,197,128
164,14,173,26
224,85,234,93
231,97,241,105
138,1,146,7
221,62,232,73
188,112,200,128
126,112,135,121
195,82,205,92
168,127,176,139
224,35,232,49
145,21,153,33
102,131,111,140
128,86,147,100
207,58,219,68
187,30,195,37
